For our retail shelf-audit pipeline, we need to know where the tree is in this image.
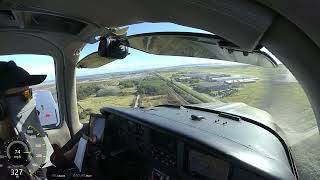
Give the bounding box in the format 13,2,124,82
137,80,168,95
96,86,121,97
77,84,100,100
119,80,136,88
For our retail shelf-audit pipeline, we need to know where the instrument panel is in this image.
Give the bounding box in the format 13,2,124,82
102,106,297,180
126,119,178,169
188,150,230,180
108,114,230,180
150,130,177,168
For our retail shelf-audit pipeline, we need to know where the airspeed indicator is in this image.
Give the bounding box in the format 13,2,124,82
25,125,47,167
4,137,30,166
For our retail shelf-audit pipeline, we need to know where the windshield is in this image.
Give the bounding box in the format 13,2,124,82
76,23,318,179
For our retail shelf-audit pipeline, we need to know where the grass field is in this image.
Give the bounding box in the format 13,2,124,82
141,95,169,107
78,95,136,122
291,134,320,179
79,95,135,111
178,66,266,78
221,81,316,133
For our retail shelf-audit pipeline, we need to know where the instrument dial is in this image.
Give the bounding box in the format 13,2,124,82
4,137,30,166
1,125,48,179
25,125,47,166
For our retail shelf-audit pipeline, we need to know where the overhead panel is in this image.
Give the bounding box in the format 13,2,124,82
0,10,17,27
21,12,87,35
5,0,276,50
0,10,88,35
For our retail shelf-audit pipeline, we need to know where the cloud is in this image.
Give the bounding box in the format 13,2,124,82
23,64,55,81
24,64,53,74
0,54,56,81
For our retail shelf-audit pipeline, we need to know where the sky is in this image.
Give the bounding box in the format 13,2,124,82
0,22,280,81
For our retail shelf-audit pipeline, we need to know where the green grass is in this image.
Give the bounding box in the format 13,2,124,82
161,72,175,79
178,66,266,78
141,95,169,107
175,65,289,80
78,95,136,122
291,134,320,180
120,87,137,95
79,95,136,112
220,81,316,132
221,82,269,109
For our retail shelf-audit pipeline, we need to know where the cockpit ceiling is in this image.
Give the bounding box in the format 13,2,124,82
2,0,320,51
0,0,276,51
0,10,87,35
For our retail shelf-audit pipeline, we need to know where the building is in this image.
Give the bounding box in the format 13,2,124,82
183,72,208,80
224,77,259,84
194,82,233,92
177,76,192,80
182,72,230,80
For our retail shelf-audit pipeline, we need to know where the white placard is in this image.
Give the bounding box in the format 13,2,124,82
74,137,88,172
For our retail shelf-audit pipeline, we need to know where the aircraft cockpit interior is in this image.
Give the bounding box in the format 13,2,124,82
1,0,320,180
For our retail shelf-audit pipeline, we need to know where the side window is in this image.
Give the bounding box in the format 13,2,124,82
0,55,60,129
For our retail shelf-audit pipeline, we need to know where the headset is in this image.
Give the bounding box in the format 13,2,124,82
0,95,7,121
0,88,33,121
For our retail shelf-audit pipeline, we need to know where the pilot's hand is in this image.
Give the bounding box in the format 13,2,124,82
89,135,97,144
64,143,78,161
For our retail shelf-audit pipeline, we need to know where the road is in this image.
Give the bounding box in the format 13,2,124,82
133,94,140,108
133,73,195,107
154,73,206,104
167,86,189,105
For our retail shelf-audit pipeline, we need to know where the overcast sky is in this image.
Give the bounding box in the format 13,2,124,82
0,22,280,81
